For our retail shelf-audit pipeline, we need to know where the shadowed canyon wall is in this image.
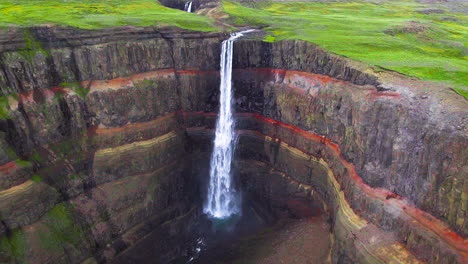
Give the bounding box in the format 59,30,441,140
0,27,466,263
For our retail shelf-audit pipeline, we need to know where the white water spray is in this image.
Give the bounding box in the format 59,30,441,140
204,30,256,219
184,1,193,12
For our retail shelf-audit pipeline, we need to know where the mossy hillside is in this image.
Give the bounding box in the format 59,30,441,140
223,0,468,99
0,133,32,168
38,203,91,254
0,0,216,31
18,31,49,63
0,229,27,263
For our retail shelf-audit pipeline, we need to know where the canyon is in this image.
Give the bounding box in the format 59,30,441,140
0,26,466,264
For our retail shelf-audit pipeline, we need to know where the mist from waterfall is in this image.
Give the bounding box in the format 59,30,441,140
184,1,193,12
204,29,256,219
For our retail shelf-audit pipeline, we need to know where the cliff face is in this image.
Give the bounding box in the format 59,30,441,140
233,40,468,238
0,27,466,264
0,27,225,264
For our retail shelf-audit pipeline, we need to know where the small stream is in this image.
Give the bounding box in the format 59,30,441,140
184,2,193,12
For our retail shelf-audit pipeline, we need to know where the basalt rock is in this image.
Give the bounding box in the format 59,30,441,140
0,26,466,264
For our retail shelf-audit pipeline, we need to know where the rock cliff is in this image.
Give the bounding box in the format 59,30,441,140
0,26,466,263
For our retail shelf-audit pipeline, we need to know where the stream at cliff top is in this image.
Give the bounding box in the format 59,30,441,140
184,2,192,12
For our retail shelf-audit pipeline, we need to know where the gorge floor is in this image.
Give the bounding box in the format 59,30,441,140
176,198,332,264
110,192,332,264
190,216,331,264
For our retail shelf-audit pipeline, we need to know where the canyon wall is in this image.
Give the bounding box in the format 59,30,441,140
0,27,224,264
233,39,468,239
0,26,466,263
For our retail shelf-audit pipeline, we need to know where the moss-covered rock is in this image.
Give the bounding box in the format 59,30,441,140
0,228,27,263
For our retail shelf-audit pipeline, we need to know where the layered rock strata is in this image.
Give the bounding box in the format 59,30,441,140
0,27,466,263
186,112,467,264
233,40,467,239
0,27,225,264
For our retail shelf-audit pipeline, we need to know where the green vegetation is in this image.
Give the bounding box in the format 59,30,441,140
18,30,49,63
16,159,32,168
31,174,43,182
223,0,468,98
60,82,90,99
49,136,87,160
30,151,45,163
68,174,82,180
0,229,27,262
0,0,215,31
454,88,468,99
0,96,9,120
39,203,88,253
135,79,159,93
5,147,17,160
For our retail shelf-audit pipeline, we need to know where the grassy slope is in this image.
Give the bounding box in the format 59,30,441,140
0,0,215,31
224,0,468,99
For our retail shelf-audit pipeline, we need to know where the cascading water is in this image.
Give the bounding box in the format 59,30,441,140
184,1,193,12
204,29,256,219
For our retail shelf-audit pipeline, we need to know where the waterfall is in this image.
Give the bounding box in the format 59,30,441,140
184,1,193,12
204,29,256,219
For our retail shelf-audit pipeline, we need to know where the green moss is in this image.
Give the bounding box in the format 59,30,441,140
223,0,468,99
31,175,42,183
49,136,86,161
0,229,27,262
453,87,468,99
10,93,19,102
0,96,10,120
52,92,64,102
30,151,44,163
60,82,90,100
134,79,158,91
16,159,31,168
0,0,216,32
6,148,18,160
18,30,49,63
38,203,88,253
68,174,81,180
